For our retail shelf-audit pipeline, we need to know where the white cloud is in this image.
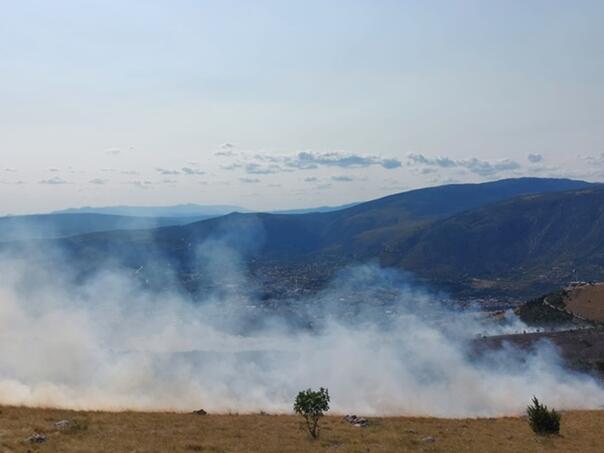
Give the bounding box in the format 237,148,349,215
407,153,521,177
244,163,286,175
156,168,181,175
221,163,243,170
215,150,237,157
331,175,355,182
181,167,205,176
217,150,402,173
39,176,68,185
286,151,401,170
527,153,544,163
584,153,604,166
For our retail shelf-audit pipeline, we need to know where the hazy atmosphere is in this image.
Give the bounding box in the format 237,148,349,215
2,2,604,451
1,0,603,214
2,243,603,416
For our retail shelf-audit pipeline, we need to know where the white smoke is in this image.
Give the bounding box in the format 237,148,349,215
0,242,603,417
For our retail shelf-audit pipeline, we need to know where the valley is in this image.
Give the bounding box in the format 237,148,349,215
4,177,598,301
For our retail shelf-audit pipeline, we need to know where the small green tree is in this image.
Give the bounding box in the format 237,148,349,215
294,387,330,439
527,396,561,435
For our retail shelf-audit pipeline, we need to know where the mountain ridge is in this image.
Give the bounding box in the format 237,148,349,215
2,177,600,298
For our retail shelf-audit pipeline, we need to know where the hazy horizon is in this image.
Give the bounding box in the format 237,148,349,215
1,0,603,215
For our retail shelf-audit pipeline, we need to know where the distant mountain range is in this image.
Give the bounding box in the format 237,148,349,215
7,177,596,299
0,204,247,242
0,213,213,242
270,202,360,215
53,203,248,218
0,202,361,242
53,202,360,218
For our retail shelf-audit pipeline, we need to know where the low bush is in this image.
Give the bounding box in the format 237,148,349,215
527,396,561,435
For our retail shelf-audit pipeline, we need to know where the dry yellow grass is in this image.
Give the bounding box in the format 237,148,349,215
566,283,604,322
1,406,603,452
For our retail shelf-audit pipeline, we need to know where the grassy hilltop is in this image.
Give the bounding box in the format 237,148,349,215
3,406,604,452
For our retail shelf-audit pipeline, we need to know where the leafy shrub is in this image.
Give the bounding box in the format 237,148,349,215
527,396,561,434
293,387,330,439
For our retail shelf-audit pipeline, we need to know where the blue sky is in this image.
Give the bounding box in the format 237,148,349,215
1,0,603,214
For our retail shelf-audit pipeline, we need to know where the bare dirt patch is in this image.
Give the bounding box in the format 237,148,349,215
565,284,604,323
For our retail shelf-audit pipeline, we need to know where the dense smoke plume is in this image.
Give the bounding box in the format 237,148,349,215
0,238,603,417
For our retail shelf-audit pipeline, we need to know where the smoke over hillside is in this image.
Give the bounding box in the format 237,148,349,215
0,238,603,417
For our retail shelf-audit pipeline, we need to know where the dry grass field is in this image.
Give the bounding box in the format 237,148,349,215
566,284,604,322
1,406,603,452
